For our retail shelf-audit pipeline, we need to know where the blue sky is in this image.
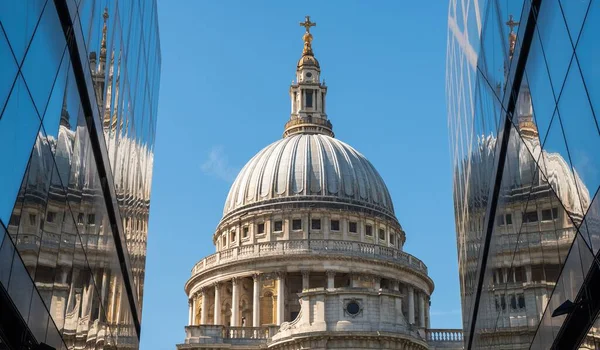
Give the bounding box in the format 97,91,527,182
141,1,460,348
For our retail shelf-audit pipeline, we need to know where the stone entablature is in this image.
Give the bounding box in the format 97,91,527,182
214,206,405,251
193,239,427,276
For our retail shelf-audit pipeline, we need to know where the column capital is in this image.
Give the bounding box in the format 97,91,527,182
325,270,336,278
213,281,222,289
232,277,239,285
252,273,261,282
276,271,286,279
301,270,310,278
199,287,206,296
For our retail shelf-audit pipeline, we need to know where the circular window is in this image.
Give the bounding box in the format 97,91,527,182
346,301,360,316
306,72,313,78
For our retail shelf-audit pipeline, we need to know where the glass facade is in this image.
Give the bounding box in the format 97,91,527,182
0,0,160,349
447,0,600,349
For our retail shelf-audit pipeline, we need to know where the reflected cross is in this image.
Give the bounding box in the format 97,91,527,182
506,15,519,33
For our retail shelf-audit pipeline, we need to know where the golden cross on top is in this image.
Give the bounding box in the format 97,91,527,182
300,16,316,33
506,14,519,33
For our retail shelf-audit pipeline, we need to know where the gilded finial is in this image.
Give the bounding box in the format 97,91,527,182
300,16,316,56
506,15,519,59
100,7,109,57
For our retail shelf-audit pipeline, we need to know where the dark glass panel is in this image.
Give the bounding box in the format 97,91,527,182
27,288,49,343
0,76,41,223
0,229,15,286
21,0,66,115
0,0,46,63
44,320,65,350
7,250,34,321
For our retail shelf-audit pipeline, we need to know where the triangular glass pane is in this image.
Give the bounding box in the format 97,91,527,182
557,61,600,220
559,0,591,46
536,1,575,97
0,0,46,64
21,0,67,115
575,3,600,128
0,75,42,223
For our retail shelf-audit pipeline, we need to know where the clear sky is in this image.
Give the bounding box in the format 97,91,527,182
141,1,459,348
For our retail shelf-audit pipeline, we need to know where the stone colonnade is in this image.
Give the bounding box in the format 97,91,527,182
188,271,429,328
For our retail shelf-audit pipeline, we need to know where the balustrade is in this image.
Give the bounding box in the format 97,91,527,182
192,239,427,275
222,326,270,340
426,329,464,342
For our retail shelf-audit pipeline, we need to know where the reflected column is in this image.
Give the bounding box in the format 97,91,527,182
253,274,260,327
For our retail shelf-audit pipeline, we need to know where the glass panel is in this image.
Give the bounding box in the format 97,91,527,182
556,61,598,225
536,1,574,97
0,75,41,224
7,249,34,321
575,2,600,140
0,0,46,63
559,0,591,45
0,229,16,286
524,28,556,145
0,29,18,111
20,0,67,115
28,288,50,342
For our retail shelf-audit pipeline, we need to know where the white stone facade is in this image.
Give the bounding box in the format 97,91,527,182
177,17,463,350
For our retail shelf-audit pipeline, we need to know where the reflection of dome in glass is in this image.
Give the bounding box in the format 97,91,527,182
468,131,590,216
223,133,394,217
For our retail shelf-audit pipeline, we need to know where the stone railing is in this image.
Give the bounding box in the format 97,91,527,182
222,326,272,340
192,239,427,275
426,329,464,342
183,325,276,347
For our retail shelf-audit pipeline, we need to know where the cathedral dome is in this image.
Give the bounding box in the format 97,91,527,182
223,133,394,218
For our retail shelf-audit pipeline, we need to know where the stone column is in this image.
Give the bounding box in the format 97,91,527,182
408,286,415,324
191,294,197,325
301,270,310,291
326,270,336,289
373,276,381,291
188,299,193,325
277,272,285,325
351,274,360,288
201,288,208,325
214,282,222,325
419,292,425,328
253,274,260,327
393,280,400,291
426,297,431,329
232,278,240,326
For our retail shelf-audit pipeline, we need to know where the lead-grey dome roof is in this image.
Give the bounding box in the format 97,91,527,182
223,133,395,217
